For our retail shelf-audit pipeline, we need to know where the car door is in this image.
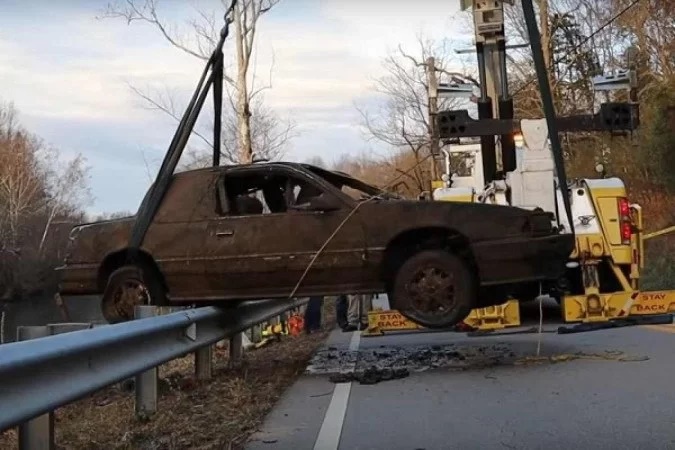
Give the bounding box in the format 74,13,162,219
202,166,369,300
143,170,214,301
201,166,294,299
280,169,369,296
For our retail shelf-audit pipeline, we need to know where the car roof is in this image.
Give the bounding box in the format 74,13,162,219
173,161,327,179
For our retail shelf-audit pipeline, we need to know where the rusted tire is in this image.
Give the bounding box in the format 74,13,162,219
390,250,475,329
101,265,165,324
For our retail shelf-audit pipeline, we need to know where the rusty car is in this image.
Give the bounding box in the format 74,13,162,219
55,162,574,328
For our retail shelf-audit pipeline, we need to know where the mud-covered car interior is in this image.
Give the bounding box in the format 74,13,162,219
218,166,389,217
220,171,330,215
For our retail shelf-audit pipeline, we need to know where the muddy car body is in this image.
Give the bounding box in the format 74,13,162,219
56,162,574,327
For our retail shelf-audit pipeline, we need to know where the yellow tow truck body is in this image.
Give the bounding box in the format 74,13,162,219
440,160,675,330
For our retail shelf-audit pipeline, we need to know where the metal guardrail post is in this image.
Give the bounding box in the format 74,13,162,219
134,305,158,419
194,346,212,380
229,332,243,367
17,326,54,450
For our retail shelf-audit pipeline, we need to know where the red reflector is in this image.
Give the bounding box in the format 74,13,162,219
618,198,630,217
621,222,632,242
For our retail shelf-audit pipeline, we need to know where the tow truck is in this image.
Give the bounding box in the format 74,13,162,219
429,134,675,331
364,0,675,335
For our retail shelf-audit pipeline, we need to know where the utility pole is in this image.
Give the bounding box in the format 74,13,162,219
426,57,440,182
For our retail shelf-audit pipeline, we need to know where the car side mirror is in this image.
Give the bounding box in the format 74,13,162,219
307,194,341,212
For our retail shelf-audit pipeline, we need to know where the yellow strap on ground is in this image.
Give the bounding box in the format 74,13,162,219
643,225,675,241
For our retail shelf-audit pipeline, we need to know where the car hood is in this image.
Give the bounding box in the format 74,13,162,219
362,199,558,241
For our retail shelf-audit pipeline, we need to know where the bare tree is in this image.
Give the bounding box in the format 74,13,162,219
232,0,279,162
357,36,472,192
0,102,91,299
503,1,632,116
101,0,295,165
38,152,92,253
136,87,296,171
303,155,327,168
0,107,46,247
613,0,675,83
90,210,136,221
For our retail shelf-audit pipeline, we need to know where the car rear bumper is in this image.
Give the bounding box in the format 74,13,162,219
472,233,575,286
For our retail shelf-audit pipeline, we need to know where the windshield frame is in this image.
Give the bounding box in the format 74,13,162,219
302,165,386,199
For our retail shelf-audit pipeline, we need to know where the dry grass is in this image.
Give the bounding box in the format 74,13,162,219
0,319,333,450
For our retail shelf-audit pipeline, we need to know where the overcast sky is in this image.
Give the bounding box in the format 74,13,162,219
0,0,471,215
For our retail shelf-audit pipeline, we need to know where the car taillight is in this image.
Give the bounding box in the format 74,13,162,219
618,198,632,245
618,198,630,217
621,222,632,244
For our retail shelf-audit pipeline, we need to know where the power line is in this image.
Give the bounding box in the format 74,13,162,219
512,0,642,97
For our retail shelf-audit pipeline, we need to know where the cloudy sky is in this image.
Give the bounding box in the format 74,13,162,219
0,0,472,215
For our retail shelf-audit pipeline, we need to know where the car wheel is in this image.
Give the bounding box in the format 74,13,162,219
101,265,166,324
390,249,475,329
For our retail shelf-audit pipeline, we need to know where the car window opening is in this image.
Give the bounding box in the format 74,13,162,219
222,173,328,216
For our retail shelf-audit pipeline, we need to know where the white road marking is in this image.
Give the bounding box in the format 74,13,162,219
348,329,361,352
313,331,360,450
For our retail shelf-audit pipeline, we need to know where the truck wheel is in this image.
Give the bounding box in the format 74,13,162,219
390,250,475,329
101,265,166,324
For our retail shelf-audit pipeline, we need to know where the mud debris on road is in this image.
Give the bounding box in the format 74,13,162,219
305,338,652,385
307,343,517,384
329,366,411,384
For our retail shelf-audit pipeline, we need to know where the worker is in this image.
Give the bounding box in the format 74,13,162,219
344,293,372,331
304,296,323,334
336,294,348,330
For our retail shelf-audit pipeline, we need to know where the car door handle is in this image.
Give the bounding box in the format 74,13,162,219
215,230,234,237
263,256,282,261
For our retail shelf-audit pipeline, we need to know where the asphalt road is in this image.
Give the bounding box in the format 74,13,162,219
246,298,675,450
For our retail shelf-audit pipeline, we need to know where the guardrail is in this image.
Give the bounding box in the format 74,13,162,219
0,298,308,448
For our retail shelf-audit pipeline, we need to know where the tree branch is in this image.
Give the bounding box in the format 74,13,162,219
102,0,207,60
128,83,214,148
